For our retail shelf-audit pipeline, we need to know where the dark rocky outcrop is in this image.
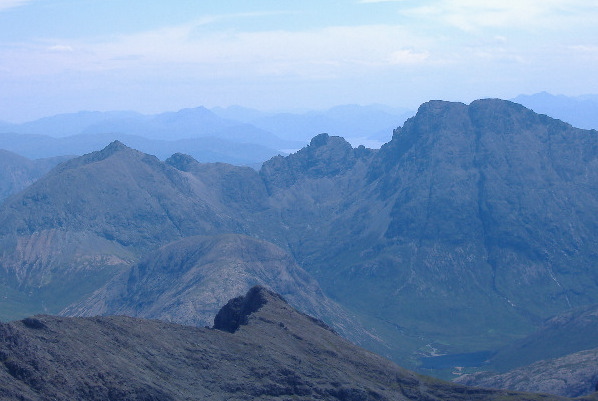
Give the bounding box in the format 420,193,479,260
213,285,283,332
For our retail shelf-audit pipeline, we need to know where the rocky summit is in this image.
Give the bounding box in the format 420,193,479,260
0,287,575,401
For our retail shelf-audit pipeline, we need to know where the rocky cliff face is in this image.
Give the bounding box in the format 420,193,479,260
260,133,374,191
271,99,598,361
0,287,571,401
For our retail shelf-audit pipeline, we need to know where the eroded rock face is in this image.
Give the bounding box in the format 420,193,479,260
213,286,283,333
260,133,374,192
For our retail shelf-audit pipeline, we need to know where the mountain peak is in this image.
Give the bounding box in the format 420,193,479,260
260,133,364,191
79,140,138,164
103,140,129,153
165,152,199,172
309,132,331,147
469,98,531,114
213,285,286,333
46,139,139,175
308,132,352,150
416,99,466,114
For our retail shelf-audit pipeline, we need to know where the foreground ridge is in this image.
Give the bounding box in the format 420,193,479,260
0,286,573,401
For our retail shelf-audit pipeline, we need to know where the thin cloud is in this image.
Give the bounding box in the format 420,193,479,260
33,23,434,78
570,45,598,59
47,45,74,53
399,0,598,32
388,49,429,65
0,1,595,120
358,0,411,3
0,0,33,12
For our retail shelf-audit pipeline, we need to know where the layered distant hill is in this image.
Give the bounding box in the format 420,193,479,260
0,150,72,200
486,304,598,372
0,104,413,165
0,131,287,166
213,104,414,146
0,98,597,382
512,92,598,130
0,286,569,401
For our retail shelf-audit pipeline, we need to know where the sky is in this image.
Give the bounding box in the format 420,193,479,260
1,0,597,122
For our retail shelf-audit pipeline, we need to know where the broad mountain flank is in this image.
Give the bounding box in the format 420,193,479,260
0,98,597,397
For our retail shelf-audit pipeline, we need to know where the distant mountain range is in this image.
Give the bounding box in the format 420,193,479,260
0,104,414,166
1,92,596,167
512,92,598,130
0,97,597,396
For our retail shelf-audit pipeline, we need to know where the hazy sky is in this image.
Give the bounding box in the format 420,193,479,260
1,0,597,122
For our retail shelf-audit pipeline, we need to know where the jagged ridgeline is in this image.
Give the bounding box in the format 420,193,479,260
0,99,597,371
